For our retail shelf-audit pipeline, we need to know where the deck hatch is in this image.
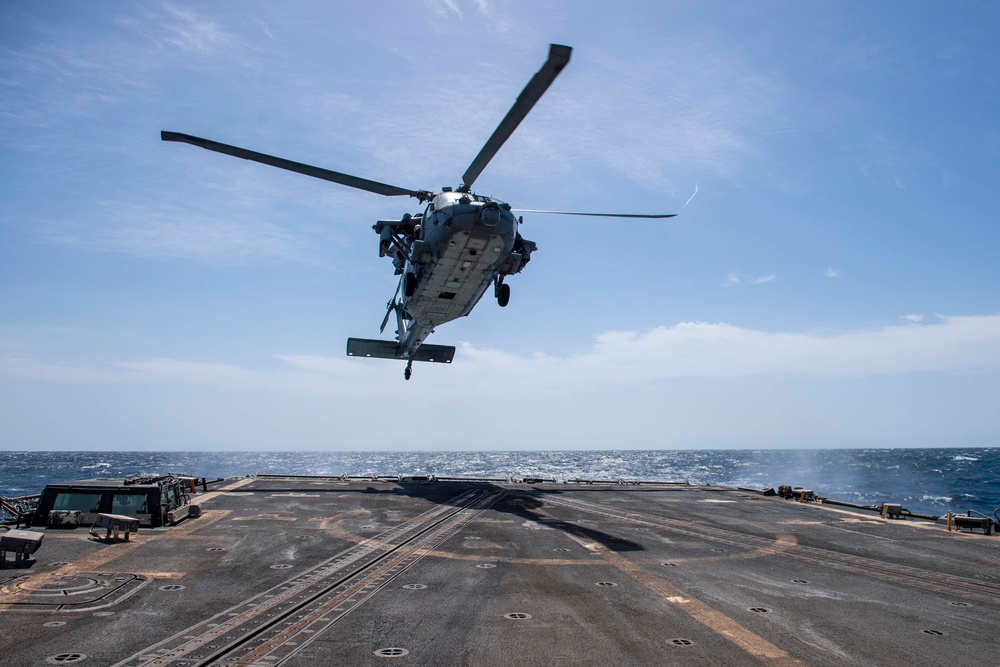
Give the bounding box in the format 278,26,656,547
45,654,87,664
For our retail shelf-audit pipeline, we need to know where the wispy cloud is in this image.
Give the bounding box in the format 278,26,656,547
423,0,494,19
901,314,923,323
117,4,244,61
0,357,126,384
7,315,1000,398
42,202,324,267
277,313,1000,397
0,43,142,141
472,0,494,15
426,0,463,17
159,4,241,56
1,4,256,154
349,34,789,197
114,359,264,386
725,272,776,286
441,314,1000,394
854,135,909,191
825,267,840,278
0,356,264,386
826,38,892,74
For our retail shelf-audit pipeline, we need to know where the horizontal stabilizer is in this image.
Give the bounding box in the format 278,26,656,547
346,338,455,364
411,344,456,364
347,338,400,360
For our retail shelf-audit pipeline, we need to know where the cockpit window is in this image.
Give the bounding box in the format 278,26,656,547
434,192,458,208
434,192,505,208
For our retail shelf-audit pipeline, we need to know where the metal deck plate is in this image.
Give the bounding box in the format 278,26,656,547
2,477,998,667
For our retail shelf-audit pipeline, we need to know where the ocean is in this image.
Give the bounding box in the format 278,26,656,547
0,448,996,519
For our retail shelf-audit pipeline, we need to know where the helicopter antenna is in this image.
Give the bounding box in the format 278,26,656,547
460,44,572,193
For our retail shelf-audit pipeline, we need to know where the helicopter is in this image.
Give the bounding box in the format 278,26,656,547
162,44,674,380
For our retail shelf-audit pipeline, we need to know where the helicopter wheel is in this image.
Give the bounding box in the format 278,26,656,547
403,272,417,297
404,363,412,381
497,283,511,307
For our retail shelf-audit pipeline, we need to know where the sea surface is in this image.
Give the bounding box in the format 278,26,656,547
1,449,997,519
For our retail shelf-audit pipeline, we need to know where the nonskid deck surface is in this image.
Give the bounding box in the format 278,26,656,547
2,477,999,666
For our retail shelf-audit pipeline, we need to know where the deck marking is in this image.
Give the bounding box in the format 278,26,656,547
0,537,145,612
193,477,256,503
0,507,234,612
1,572,152,613
313,521,607,566
108,488,492,667
541,494,1000,604
552,513,809,667
236,493,505,667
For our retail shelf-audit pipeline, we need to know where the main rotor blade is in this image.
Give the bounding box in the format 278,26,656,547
514,209,676,219
161,131,432,201
460,44,572,192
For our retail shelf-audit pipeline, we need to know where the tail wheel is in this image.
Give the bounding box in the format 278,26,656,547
403,272,418,297
497,283,511,307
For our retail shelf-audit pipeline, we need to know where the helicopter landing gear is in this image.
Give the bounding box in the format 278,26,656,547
403,272,418,297
497,282,510,307
404,359,413,381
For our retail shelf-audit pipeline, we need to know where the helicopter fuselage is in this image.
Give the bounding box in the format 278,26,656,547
394,191,528,354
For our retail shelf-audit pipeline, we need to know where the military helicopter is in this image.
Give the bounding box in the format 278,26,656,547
162,44,674,380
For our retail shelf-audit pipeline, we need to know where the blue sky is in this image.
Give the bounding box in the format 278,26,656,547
2,1,999,450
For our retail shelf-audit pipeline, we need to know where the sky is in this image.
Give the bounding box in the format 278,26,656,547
2,1,999,451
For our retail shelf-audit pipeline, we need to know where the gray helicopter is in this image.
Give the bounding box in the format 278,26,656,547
162,44,674,380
